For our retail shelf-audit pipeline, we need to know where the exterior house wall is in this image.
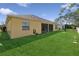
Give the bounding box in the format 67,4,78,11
52,24,56,31
9,17,31,38
7,16,42,38
6,15,56,39
29,19,41,34
6,17,12,37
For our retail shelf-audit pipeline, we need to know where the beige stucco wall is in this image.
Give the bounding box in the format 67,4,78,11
6,16,55,39
7,16,42,38
53,24,58,31
30,19,41,34
6,17,12,37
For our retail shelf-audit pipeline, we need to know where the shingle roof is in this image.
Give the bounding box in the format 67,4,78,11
7,15,55,24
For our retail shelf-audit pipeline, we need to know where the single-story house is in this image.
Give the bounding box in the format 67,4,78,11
6,15,57,39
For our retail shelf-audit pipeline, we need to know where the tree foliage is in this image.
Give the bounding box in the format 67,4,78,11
58,3,79,26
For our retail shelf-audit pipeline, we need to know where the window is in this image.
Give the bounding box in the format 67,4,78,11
22,21,29,30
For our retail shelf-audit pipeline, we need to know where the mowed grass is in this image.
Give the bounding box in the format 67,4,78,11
0,29,79,56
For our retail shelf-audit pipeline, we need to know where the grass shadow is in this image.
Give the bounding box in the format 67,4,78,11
0,31,61,53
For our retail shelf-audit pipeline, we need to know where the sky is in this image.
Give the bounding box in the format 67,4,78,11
0,3,72,25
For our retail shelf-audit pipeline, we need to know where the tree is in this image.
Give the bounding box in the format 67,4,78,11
55,16,67,31
0,21,6,32
59,3,79,27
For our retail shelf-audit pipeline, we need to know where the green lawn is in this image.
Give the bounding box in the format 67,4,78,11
0,29,79,56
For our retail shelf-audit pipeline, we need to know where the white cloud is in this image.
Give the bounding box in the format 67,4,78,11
17,3,29,7
0,8,17,15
